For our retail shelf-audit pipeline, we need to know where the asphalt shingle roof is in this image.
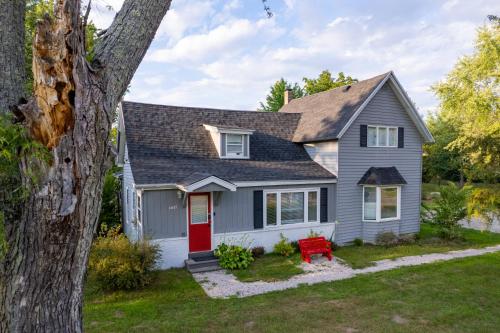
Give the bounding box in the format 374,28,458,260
357,167,407,186
122,73,393,185
280,72,389,142
122,102,336,185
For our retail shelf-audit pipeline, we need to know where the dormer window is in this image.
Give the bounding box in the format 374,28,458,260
203,124,254,159
226,134,244,157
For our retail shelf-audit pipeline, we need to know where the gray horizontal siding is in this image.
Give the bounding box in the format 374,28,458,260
336,82,423,244
143,190,187,239
215,183,336,234
122,145,138,240
362,221,400,244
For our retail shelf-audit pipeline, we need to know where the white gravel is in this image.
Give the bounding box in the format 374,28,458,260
193,245,500,298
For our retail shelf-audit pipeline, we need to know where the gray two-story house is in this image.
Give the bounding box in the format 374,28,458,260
116,71,433,269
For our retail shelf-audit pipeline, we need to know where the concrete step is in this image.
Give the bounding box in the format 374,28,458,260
185,252,221,273
188,265,222,274
188,251,217,261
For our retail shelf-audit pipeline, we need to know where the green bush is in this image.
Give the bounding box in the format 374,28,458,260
427,183,470,239
88,226,160,290
375,232,398,247
353,238,363,246
307,229,321,238
251,246,265,258
215,243,254,270
273,234,295,257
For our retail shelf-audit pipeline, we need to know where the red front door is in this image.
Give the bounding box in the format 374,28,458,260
188,193,211,252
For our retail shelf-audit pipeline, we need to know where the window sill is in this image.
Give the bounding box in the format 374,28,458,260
363,218,400,223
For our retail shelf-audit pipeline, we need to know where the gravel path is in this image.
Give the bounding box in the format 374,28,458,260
193,245,500,298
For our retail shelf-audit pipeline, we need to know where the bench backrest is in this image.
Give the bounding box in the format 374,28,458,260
299,237,327,250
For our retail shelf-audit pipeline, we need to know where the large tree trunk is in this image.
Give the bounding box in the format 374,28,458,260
0,0,25,111
0,1,171,331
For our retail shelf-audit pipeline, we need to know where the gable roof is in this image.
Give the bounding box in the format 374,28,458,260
280,71,434,143
121,102,336,185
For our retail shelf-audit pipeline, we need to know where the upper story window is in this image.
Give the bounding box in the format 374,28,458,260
203,124,254,159
226,134,244,157
367,126,398,147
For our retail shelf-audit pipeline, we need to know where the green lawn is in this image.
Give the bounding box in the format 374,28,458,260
84,252,500,332
334,223,500,268
232,253,303,282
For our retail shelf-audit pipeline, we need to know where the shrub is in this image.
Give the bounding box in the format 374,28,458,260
215,243,253,270
375,231,398,247
88,226,160,290
330,242,339,251
428,183,470,239
398,234,417,245
290,240,300,252
307,229,321,238
251,246,265,258
273,233,295,257
353,238,363,246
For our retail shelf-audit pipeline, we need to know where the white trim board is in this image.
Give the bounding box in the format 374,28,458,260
336,71,434,143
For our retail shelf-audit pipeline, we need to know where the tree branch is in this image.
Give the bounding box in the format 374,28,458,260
93,0,172,102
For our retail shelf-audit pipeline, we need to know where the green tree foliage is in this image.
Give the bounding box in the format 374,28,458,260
423,183,470,240
423,114,463,183
431,22,500,182
258,78,304,112
303,70,357,95
98,167,122,230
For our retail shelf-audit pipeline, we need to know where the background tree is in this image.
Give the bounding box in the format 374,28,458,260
0,1,172,331
431,20,499,183
422,114,463,184
258,78,304,112
303,70,357,95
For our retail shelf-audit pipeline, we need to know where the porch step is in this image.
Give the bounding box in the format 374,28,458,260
185,251,221,273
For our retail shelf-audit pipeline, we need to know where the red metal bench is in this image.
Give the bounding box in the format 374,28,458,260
298,237,332,263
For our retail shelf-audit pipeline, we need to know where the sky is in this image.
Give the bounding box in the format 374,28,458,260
89,0,499,116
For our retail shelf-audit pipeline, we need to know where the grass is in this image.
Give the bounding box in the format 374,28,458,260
84,252,500,332
334,223,500,268
232,253,303,282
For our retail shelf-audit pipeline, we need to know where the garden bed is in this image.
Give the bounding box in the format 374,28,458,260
231,253,304,282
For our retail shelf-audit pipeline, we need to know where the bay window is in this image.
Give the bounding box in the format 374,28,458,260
363,186,400,221
367,126,398,147
264,189,320,226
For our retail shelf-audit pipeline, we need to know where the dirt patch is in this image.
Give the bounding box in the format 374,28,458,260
114,310,125,318
392,314,408,324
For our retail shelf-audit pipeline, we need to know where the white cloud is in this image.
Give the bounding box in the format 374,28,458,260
156,0,215,42
122,0,498,112
147,18,283,64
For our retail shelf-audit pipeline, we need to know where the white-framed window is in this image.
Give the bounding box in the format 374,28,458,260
136,192,142,224
126,187,130,222
225,134,244,157
362,186,401,222
264,188,320,227
367,126,398,147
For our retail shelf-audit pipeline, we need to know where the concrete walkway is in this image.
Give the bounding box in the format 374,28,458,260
193,245,500,298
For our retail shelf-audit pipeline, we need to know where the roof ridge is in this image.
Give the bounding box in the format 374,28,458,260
283,71,391,107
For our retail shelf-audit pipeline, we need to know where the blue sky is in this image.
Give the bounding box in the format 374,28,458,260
90,0,499,116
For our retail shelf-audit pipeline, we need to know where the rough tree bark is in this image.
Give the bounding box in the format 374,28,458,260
0,1,171,332
0,0,25,111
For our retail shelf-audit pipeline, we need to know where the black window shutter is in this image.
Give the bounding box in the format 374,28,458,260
320,188,328,222
360,125,367,147
253,190,263,229
398,127,404,148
